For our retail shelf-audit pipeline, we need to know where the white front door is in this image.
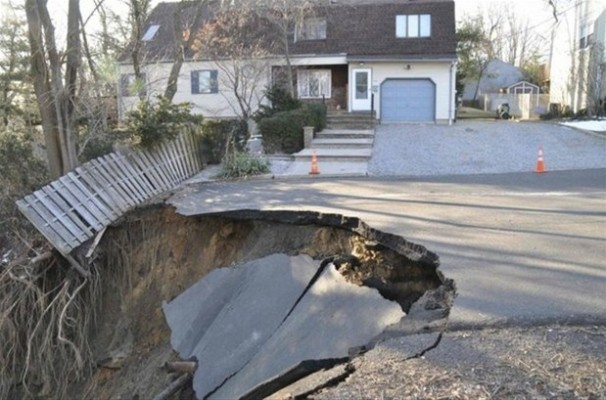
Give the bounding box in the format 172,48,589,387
352,68,372,111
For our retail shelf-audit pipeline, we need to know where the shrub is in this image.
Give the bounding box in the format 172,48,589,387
304,102,327,132
78,129,131,162
125,96,203,148
217,152,270,178
0,129,48,245
539,111,557,121
257,103,327,154
258,109,304,154
199,119,248,164
254,84,301,121
573,108,588,119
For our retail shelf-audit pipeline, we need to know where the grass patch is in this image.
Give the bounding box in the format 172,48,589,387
217,152,270,179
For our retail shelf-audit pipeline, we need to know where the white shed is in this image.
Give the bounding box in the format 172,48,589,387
507,81,540,94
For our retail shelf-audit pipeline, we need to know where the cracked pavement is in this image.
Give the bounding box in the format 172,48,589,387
169,168,606,398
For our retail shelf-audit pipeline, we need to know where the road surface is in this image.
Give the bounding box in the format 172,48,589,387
169,169,606,327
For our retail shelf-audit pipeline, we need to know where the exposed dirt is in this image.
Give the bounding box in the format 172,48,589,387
74,205,451,400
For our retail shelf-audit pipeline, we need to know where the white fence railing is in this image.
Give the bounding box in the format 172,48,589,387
16,131,201,256
481,94,550,119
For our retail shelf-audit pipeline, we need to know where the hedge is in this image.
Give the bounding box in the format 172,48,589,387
199,119,248,164
257,103,327,154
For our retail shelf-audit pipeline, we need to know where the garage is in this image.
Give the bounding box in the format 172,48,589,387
381,79,436,122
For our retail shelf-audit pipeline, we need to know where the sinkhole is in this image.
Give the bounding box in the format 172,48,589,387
87,206,455,400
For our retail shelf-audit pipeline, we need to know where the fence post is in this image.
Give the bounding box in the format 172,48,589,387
303,126,314,148
370,93,375,128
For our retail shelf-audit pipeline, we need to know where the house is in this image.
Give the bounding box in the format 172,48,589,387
461,59,525,102
118,0,457,124
549,0,606,114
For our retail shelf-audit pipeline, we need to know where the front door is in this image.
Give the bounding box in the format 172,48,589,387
352,68,372,111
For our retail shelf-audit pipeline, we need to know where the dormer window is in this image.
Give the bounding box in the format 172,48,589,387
142,24,160,41
396,14,431,38
296,18,327,41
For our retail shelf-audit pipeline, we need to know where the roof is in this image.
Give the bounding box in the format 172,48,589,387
462,59,525,99
507,80,539,89
291,1,456,60
120,0,456,63
118,1,216,63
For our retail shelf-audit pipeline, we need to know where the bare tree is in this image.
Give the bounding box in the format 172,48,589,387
230,0,319,95
164,0,210,101
25,0,80,178
194,9,274,120
127,0,151,100
457,16,499,102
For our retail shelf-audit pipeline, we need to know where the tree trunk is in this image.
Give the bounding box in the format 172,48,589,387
63,0,81,166
25,0,63,178
282,32,294,96
130,0,149,101
164,1,207,101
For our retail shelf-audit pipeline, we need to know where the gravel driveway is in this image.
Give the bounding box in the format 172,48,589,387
369,120,606,176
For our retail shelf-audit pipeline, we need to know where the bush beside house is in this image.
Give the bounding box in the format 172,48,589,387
257,104,326,154
199,119,248,164
255,85,327,154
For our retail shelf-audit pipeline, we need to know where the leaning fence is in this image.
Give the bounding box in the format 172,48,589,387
16,131,202,257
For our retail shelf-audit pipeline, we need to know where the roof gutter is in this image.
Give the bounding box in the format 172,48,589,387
346,55,458,63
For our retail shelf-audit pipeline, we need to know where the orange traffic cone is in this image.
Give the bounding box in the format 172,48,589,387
535,146,546,173
309,151,320,175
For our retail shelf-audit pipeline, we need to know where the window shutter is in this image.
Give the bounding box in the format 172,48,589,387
191,70,199,94
210,70,218,93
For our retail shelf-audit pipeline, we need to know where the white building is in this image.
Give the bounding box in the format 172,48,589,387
118,0,458,124
550,0,606,114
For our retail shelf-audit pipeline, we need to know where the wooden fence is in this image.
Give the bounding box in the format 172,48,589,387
16,131,202,256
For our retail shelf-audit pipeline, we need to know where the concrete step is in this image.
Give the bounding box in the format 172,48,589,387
294,148,372,162
326,113,376,130
316,129,375,139
311,138,373,149
327,116,374,123
327,111,374,119
326,122,376,129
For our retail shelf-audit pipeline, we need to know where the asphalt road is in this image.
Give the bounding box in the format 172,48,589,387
169,168,606,328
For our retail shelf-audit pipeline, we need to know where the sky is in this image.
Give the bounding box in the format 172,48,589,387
455,0,555,21
4,0,560,57
27,0,558,29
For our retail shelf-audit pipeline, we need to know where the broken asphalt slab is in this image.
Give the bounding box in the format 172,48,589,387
163,253,404,399
163,254,318,399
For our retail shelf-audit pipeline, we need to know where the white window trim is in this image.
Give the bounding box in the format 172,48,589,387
297,69,331,99
295,17,327,41
396,14,431,38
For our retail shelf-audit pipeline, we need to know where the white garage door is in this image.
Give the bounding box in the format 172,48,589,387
381,79,435,122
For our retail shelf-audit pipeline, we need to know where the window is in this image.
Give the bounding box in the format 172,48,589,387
191,70,218,94
142,25,160,41
396,14,431,38
579,25,593,49
296,18,327,41
120,73,146,97
297,69,331,99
